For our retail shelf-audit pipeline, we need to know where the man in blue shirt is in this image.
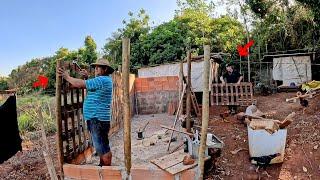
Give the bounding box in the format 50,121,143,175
58,58,114,166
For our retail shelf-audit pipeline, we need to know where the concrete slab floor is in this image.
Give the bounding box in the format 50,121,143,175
85,114,184,169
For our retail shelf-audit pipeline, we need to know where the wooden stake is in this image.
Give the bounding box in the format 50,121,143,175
179,61,184,116
198,45,210,180
55,58,64,177
38,106,58,180
186,50,192,132
167,84,187,151
161,125,193,136
122,38,131,177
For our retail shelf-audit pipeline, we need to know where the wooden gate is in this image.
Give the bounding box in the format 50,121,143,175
56,60,124,170
210,82,254,106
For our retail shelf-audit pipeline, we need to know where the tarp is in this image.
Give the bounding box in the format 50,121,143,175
273,56,312,86
301,80,320,92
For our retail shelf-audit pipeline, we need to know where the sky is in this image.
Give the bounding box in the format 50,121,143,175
0,0,178,76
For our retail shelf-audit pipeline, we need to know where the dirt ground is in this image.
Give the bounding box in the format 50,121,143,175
0,92,319,180
206,92,320,180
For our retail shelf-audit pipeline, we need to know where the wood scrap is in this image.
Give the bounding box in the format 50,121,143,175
286,92,316,102
279,112,295,129
249,119,280,134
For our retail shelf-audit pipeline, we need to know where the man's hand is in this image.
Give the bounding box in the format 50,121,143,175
57,68,70,80
79,69,89,79
237,81,241,85
221,81,226,85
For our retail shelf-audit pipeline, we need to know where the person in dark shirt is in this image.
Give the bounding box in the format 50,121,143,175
220,64,243,84
220,64,243,114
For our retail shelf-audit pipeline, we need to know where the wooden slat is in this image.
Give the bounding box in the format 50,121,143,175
166,161,197,175
235,85,239,105
70,89,76,158
230,85,234,105
225,84,229,105
215,84,218,105
240,84,244,106
220,84,224,105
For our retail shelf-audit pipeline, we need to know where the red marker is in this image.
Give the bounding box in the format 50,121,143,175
33,75,49,89
237,40,254,57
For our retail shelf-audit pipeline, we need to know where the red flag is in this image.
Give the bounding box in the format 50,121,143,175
237,40,254,57
33,75,49,89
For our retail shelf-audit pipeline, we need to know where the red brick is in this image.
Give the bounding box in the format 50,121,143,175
141,79,148,87
79,165,100,180
63,164,81,179
131,166,174,180
101,166,122,180
141,86,149,92
180,168,196,180
135,78,142,84
163,84,170,91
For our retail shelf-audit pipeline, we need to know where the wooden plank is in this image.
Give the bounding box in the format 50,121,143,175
220,84,224,105
166,161,197,175
76,89,82,153
70,89,77,158
215,84,218,105
165,156,210,175
240,84,244,106
150,150,186,170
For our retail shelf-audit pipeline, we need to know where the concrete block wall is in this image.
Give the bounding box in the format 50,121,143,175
135,76,179,114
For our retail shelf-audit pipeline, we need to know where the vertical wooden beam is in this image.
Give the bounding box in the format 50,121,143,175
198,45,210,180
186,50,192,132
55,59,64,177
179,61,184,115
122,38,131,177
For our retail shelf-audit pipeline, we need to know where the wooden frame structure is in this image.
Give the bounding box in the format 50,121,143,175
55,60,125,176
210,82,254,106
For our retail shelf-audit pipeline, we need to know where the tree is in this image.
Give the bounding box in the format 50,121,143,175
80,35,97,65
103,9,150,69
0,77,9,90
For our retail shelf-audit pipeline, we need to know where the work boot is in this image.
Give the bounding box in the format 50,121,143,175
100,152,112,166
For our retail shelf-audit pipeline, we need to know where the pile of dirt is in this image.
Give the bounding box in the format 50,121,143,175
205,92,320,180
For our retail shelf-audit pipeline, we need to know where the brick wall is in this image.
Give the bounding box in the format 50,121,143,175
135,76,179,114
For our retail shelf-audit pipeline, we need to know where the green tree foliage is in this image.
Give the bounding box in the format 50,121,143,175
0,77,9,90
103,9,150,69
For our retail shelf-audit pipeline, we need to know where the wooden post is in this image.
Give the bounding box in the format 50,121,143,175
55,59,63,177
186,50,192,132
179,61,184,115
122,38,131,177
198,45,210,180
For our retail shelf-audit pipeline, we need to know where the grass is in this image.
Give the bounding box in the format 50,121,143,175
16,95,56,136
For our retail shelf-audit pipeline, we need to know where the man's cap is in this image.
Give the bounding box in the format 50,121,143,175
90,58,115,74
